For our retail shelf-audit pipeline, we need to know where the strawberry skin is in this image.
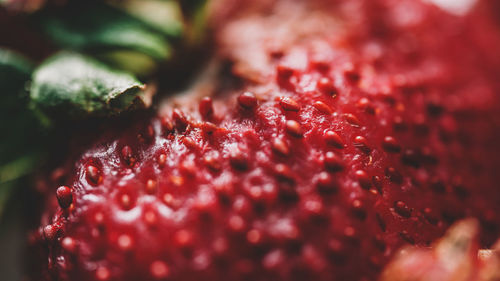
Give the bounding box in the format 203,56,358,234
31,1,500,281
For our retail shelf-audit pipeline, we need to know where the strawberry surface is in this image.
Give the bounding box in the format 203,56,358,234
31,0,500,281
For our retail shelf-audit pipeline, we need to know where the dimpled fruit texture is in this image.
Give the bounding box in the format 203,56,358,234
31,0,500,281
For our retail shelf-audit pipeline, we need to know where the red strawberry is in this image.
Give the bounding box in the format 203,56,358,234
30,0,500,281
380,219,500,281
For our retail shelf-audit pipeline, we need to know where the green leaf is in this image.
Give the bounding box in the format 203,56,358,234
115,0,183,38
30,52,152,119
0,154,39,184
39,2,175,61
96,50,158,77
0,49,37,165
0,49,32,92
0,49,40,219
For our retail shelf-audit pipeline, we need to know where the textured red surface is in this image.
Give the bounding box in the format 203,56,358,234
32,1,500,280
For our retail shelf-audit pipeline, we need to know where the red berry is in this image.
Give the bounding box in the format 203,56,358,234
30,1,500,281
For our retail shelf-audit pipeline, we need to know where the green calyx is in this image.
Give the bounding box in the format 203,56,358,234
30,52,151,120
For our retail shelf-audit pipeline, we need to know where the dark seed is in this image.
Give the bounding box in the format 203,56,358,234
56,186,73,209
382,136,401,153
394,201,411,218
199,97,214,119
238,92,258,109
324,152,344,172
280,97,300,112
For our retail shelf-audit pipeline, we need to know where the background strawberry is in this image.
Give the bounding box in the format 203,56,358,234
380,219,500,281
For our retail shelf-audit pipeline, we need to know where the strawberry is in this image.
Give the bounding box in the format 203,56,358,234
380,219,500,281
30,0,500,281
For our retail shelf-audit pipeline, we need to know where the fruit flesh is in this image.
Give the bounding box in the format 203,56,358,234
32,0,500,281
